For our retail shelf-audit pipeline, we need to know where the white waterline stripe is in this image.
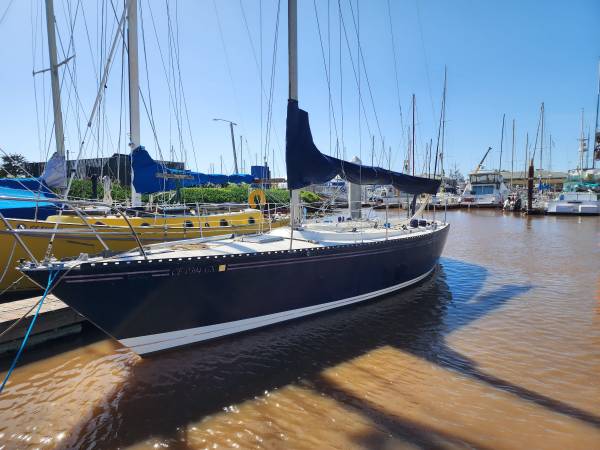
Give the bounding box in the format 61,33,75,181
119,267,434,355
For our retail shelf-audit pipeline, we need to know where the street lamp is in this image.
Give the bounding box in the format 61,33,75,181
213,118,239,173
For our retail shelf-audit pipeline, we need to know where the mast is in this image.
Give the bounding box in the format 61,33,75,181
511,119,515,188
411,94,415,176
239,135,243,173
128,0,142,206
499,113,505,172
288,0,301,229
230,122,239,173
44,0,66,161
594,60,600,169
579,108,586,170
539,102,544,188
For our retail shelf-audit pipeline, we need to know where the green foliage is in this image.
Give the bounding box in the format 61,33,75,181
180,184,249,204
63,180,322,205
67,178,130,201
300,191,321,203
0,153,28,177
180,185,321,205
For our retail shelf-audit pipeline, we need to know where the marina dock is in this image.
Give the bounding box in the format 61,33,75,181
0,295,84,355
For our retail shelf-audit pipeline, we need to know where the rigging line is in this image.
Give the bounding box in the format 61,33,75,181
386,0,404,138
338,1,373,150
327,0,331,156
145,0,183,161
238,0,284,155
0,0,15,26
166,0,186,165
213,0,251,172
171,1,199,172
260,0,263,168
313,0,340,149
531,106,542,162
139,0,163,160
263,0,281,164
347,0,383,148
31,0,44,162
338,0,344,157
414,0,436,124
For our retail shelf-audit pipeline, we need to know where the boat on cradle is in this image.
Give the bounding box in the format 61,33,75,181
19,0,448,356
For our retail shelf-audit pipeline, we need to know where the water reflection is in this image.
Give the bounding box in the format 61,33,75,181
54,258,532,449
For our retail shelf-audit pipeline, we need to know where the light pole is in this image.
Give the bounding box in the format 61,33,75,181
213,118,239,173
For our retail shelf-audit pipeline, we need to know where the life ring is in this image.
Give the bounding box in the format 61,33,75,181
248,189,267,209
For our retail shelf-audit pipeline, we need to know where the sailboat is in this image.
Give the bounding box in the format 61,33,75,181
20,0,448,356
0,0,284,301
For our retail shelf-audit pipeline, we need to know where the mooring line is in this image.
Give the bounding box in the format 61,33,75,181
0,270,57,395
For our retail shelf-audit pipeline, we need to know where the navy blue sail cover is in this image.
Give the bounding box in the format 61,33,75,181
131,146,255,193
286,100,440,195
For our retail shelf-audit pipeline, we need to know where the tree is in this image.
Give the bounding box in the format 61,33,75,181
0,153,28,177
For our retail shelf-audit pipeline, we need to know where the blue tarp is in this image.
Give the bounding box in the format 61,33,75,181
285,100,441,195
0,185,57,220
0,177,54,194
131,146,255,194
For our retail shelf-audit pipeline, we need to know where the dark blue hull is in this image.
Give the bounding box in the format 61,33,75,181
25,225,449,354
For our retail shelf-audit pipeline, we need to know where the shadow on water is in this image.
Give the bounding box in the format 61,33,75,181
41,257,597,448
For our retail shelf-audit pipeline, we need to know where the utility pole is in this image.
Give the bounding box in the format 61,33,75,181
213,118,239,173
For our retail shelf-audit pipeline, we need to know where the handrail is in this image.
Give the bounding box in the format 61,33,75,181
0,211,39,265
113,207,148,259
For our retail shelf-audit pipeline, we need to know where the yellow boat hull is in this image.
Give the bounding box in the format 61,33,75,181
0,209,283,300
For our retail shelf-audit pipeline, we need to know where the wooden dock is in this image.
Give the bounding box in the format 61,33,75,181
0,295,85,355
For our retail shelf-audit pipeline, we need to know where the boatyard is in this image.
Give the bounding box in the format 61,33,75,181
1,0,599,449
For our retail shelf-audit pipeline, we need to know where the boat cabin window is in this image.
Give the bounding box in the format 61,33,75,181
184,220,194,228
471,185,494,195
248,217,256,225
219,219,229,227
470,173,500,184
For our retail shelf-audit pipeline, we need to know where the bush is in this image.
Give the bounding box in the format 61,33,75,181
67,178,130,201
64,180,322,205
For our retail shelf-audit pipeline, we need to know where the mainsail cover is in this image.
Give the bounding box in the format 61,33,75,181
131,146,255,194
286,100,441,195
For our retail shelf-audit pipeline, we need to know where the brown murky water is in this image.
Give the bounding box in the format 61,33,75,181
1,209,599,449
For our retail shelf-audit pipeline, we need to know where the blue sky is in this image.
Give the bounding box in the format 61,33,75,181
0,0,599,178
